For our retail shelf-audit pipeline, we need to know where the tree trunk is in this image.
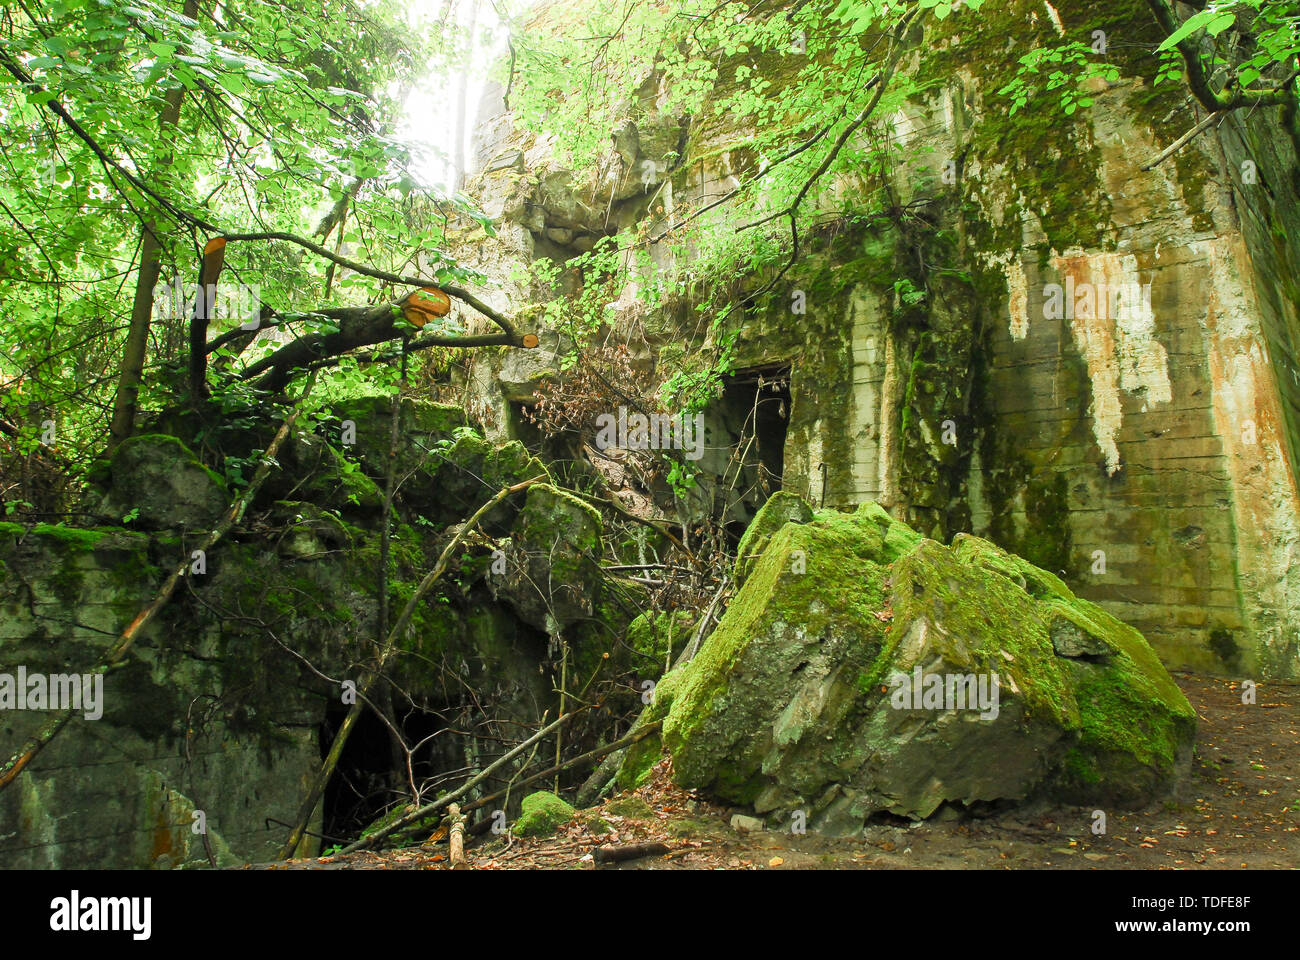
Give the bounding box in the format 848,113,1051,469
109,223,167,443
108,0,199,444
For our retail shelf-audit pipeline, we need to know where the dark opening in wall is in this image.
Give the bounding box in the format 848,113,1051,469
712,364,791,544
506,401,544,453
319,701,444,844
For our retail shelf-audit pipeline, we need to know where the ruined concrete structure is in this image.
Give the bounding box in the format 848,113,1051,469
453,0,1300,678
0,412,614,867
10,0,1295,872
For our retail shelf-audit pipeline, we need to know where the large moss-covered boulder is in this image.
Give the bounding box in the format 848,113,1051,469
92,434,229,530
655,501,1196,832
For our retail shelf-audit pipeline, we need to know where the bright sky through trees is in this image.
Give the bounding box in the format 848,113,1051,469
399,0,512,191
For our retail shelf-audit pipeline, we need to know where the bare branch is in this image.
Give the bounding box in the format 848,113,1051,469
1140,109,1226,170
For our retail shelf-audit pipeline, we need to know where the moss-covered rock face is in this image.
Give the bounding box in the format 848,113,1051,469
494,483,603,631
0,426,570,868
344,395,466,470
426,435,549,535
514,790,575,837
281,432,387,520
327,394,549,531
734,490,814,588
92,434,229,530
0,521,305,868
337,396,464,512
659,500,1195,831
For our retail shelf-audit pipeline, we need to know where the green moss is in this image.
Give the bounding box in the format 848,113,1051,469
616,728,665,791
950,533,1072,600
49,559,85,606
663,818,713,838
29,524,117,547
935,536,1195,800
1058,655,1196,802
1062,747,1103,786
523,482,601,528
115,433,229,493
882,537,1080,728
515,791,576,837
735,490,814,586
581,810,613,833
899,332,931,447
4,524,156,611
917,1,1121,255
422,436,550,534
604,794,655,819
342,395,465,441
663,513,894,801
359,803,440,844
343,523,468,684
515,483,602,589
315,444,386,514
623,609,695,680
614,667,682,790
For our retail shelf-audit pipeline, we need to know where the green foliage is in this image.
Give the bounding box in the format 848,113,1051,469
999,1,1298,116
431,424,486,459
4,0,1293,514
999,41,1121,116
0,0,486,495
501,0,968,425
526,237,627,368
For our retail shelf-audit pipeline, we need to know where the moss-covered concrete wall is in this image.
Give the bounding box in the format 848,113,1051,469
0,406,605,867
458,0,1300,678
0,523,324,868
898,0,1300,678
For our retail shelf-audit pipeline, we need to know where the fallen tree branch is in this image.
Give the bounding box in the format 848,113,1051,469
299,329,528,378
448,803,468,869
593,841,671,863
236,292,534,390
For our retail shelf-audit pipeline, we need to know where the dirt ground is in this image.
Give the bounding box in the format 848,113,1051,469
267,673,1300,870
